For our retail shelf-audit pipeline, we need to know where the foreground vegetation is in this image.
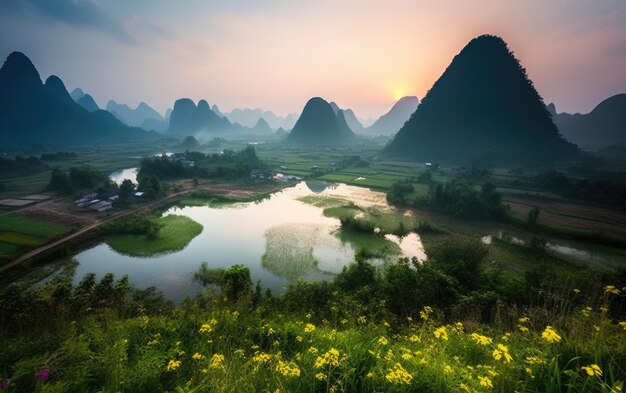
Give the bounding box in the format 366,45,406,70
1,237,624,392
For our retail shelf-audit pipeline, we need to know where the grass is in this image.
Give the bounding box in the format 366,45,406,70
106,214,203,257
0,214,74,263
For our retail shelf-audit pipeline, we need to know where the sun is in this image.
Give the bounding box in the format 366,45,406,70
392,87,407,101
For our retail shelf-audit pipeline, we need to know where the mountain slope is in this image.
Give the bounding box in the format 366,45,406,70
106,100,163,127
76,93,99,112
168,98,232,134
364,96,419,136
383,35,578,163
549,95,626,150
0,52,153,146
286,97,355,144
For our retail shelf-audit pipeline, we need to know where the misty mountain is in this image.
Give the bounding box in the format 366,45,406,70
106,100,164,128
0,52,154,146
364,96,419,136
328,102,364,132
383,35,578,164
76,93,99,112
224,108,297,130
211,105,223,117
253,118,273,133
548,95,626,150
70,87,85,101
287,97,355,144
168,98,232,135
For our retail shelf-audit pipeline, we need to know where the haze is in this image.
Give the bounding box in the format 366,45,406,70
1,0,625,117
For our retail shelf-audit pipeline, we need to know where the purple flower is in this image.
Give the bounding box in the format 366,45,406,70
36,368,49,382
0,379,9,389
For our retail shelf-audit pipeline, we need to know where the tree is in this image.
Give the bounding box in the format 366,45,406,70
118,179,135,204
47,169,73,194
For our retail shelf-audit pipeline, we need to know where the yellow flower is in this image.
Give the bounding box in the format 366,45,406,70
304,323,316,333
454,322,464,331
209,354,225,369
501,332,511,341
443,364,453,374
366,372,374,378
518,317,530,324
340,319,348,325
573,288,580,294
252,352,272,363
434,326,448,341
166,359,181,371
518,325,529,332
308,347,318,354
402,353,413,360
234,349,245,358
407,316,413,323
478,375,493,389
409,334,421,342
296,335,303,342
492,344,512,363
604,285,621,295
581,307,592,318
199,319,218,334
385,363,413,384
525,356,545,365
358,316,367,324
420,306,433,320
541,326,562,343
470,333,492,346
525,367,535,379
275,360,300,378
618,321,626,330
384,320,391,328
314,348,340,368
611,382,623,393
315,372,326,381
581,364,603,377
377,336,389,346
192,352,204,360
460,383,471,392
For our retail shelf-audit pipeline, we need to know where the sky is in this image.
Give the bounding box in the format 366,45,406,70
1,0,625,119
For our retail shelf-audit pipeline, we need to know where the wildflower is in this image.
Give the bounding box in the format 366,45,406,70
358,316,367,324
234,349,245,357
377,336,389,346
619,321,626,330
455,322,464,331
407,316,413,322
460,383,471,392
470,333,492,346
492,344,512,363
478,375,493,389
253,352,272,363
385,363,413,384
192,352,204,360
525,356,545,365
409,334,421,342
443,364,453,374
315,372,326,381
525,367,535,379
304,323,316,333
402,353,413,360
604,285,621,295
306,313,312,319
296,335,303,342
275,360,301,377
0,379,9,389
314,348,340,368
541,326,562,343
366,372,374,378
434,326,448,341
267,327,275,335
420,306,433,320
611,382,623,393
36,369,50,382
384,320,391,328
199,319,218,334
573,288,580,294
581,364,603,377
308,347,319,354
501,332,511,341
518,317,530,324
384,349,394,360
581,307,592,318
518,325,529,332
166,360,181,371
209,354,225,370
341,319,348,325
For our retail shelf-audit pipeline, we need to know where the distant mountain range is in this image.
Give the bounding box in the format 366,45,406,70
76,94,99,112
364,96,419,136
384,35,578,164
223,108,297,130
168,98,234,135
547,94,626,150
287,97,355,144
0,52,155,147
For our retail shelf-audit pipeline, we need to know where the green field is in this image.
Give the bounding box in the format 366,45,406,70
106,214,203,257
0,214,74,263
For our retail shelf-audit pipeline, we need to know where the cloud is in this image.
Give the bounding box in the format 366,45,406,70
1,0,135,43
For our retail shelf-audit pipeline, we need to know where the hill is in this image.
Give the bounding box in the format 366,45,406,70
106,100,164,127
0,52,154,147
548,94,626,150
364,96,419,135
383,35,578,164
286,97,355,144
76,93,99,112
168,98,232,135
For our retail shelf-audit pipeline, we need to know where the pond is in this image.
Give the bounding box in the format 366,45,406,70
109,167,138,185
66,181,425,302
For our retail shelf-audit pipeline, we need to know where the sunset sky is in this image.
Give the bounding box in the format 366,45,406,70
1,0,625,119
